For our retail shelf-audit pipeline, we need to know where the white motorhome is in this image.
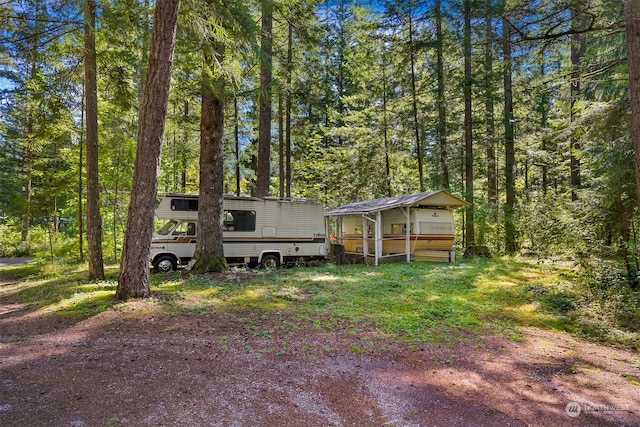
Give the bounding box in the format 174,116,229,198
150,194,326,272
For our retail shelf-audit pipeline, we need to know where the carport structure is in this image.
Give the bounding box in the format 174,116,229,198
325,190,469,265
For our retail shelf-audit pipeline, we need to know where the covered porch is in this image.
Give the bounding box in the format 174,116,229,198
324,191,469,265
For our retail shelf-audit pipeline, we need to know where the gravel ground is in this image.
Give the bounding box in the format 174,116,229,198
1,275,639,426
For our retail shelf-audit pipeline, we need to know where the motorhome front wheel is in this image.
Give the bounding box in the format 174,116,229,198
154,255,177,273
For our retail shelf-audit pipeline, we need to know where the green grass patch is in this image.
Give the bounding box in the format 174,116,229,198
2,257,639,348
621,373,640,386
0,261,120,317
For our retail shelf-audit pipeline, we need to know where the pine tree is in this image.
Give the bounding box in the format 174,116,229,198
117,0,180,299
191,40,228,274
84,0,104,280
257,0,273,198
627,0,640,212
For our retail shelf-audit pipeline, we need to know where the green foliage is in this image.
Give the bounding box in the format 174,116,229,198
0,1,637,324
0,222,28,257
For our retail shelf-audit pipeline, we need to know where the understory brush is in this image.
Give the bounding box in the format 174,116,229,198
0,222,83,262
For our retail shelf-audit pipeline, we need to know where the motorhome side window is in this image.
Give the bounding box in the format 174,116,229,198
171,199,198,211
223,210,256,232
157,220,177,235
172,222,196,236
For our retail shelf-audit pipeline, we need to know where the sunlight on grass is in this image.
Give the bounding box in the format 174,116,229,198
312,274,341,282
3,256,638,348
47,290,115,316
155,280,189,294
516,303,539,313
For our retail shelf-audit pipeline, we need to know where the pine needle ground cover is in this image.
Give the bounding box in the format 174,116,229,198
2,257,638,349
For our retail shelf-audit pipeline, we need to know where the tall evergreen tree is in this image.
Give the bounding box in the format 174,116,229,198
484,0,497,210
407,11,424,192
570,6,586,201
0,0,80,243
627,0,640,212
257,0,273,198
435,0,449,189
117,0,180,299
84,0,104,280
463,0,474,246
191,41,228,274
503,16,516,254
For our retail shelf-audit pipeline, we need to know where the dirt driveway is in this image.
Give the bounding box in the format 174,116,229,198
1,278,639,426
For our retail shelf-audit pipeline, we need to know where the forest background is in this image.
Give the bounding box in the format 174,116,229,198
1,0,639,291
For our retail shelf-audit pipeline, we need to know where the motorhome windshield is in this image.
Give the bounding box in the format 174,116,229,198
156,220,177,235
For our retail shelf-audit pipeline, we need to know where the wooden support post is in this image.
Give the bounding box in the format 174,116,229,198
362,215,369,261
402,207,411,262
375,210,382,266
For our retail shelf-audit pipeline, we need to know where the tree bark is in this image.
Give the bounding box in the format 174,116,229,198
21,140,32,243
117,0,180,299
78,86,84,263
485,0,497,209
503,17,516,255
626,0,640,213
285,21,293,199
464,0,474,246
570,7,586,201
539,53,550,197
84,0,104,280
138,0,151,111
234,96,241,196
278,91,284,199
192,43,228,274
257,0,273,198
382,52,392,197
435,0,449,190
408,14,424,192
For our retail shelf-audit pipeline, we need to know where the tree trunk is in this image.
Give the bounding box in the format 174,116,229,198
84,0,104,280
117,0,180,299
570,7,585,201
138,0,151,111
408,14,424,192
21,1,39,243
234,95,241,196
485,0,497,209
335,0,346,147
181,101,189,192
382,52,392,197
21,144,32,243
464,0,474,246
256,0,273,198
539,54,550,197
192,43,228,274
503,17,516,254
626,0,640,213
78,87,84,263
278,91,284,198
285,21,293,199
435,0,449,190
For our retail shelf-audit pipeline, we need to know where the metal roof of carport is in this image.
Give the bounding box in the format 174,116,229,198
324,190,470,216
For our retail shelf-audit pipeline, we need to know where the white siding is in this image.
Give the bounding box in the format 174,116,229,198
414,209,453,235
